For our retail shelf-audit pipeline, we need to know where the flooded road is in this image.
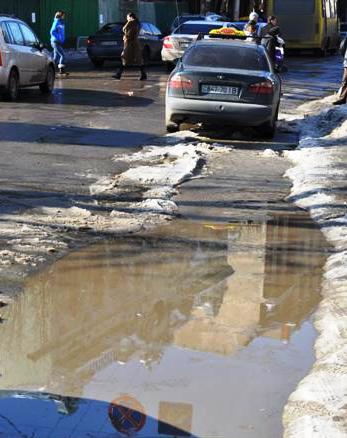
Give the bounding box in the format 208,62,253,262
0,55,342,437
0,214,329,437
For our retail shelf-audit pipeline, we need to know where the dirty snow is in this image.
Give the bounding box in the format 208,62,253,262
263,148,279,158
0,139,225,288
282,96,347,437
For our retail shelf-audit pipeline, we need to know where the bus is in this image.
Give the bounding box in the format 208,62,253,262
266,0,339,53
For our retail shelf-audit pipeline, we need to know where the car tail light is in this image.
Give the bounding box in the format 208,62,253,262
169,74,193,90
163,36,173,49
0,51,3,67
248,81,274,94
87,37,95,46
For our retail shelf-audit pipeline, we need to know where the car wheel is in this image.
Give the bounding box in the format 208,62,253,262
39,65,55,94
91,57,104,68
3,69,19,101
166,122,179,133
257,105,279,139
142,46,150,66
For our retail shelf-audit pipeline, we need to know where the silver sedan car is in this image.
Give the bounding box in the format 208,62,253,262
165,38,281,137
0,15,55,101
162,20,233,66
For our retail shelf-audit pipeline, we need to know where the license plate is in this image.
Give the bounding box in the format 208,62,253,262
101,41,117,46
180,42,190,48
201,84,239,96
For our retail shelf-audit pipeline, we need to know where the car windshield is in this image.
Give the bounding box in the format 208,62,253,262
183,44,270,71
174,23,225,35
97,23,124,34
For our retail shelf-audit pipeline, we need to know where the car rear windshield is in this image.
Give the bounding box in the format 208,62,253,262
183,44,270,71
174,23,225,34
97,23,124,34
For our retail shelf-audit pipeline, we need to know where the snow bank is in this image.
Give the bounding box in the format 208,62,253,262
283,98,347,437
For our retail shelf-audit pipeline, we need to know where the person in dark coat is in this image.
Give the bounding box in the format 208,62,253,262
333,47,347,105
113,13,147,80
261,25,280,65
260,15,279,38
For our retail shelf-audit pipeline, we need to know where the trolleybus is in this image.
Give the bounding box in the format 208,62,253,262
266,0,339,52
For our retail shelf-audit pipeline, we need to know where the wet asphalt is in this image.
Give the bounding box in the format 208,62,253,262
0,54,343,437
0,54,341,199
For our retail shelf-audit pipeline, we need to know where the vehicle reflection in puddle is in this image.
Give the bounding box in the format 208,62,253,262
0,215,329,437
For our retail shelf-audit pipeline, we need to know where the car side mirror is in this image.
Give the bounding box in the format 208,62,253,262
32,42,45,51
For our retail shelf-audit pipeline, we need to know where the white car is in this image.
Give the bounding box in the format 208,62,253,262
162,20,234,67
0,15,55,101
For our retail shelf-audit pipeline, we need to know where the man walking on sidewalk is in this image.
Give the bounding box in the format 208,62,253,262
333,43,347,105
50,11,68,77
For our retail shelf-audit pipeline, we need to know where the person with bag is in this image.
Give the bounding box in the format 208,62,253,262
333,39,347,105
50,11,68,76
112,13,147,81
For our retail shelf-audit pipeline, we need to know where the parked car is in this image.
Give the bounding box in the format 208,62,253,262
162,20,235,67
0,15,55,101
87,21,163,67
165,38,281,137
169,13,227,33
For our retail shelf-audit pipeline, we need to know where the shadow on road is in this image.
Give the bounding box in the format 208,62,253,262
0,121,156,148
11,88,154,108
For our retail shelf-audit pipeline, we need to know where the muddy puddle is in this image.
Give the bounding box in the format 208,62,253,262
0,214,329,438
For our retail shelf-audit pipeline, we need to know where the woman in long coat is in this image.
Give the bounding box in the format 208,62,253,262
113,13,147,80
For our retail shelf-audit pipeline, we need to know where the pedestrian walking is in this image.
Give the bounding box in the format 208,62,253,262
50,11,68,76
333,44,347,105
263,27,280,62
244,11,259,32
260,15,279,38
112,13,147,81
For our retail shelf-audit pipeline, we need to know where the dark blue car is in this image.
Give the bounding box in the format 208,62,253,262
87,22,163,67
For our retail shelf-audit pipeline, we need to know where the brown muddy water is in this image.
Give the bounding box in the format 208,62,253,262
0,214,329,438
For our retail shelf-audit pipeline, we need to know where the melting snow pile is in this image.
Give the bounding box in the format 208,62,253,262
0,137,224,277
283,97,347,437
91,140,220,216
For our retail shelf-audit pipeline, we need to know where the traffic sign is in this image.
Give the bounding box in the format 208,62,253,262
108,395,146,436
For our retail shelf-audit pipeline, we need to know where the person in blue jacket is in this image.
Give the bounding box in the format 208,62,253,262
50,11,68,75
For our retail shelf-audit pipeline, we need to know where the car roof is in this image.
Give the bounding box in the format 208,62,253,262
181,20,228,25
104,21,155,25
0,15,21,22
176,14,204,18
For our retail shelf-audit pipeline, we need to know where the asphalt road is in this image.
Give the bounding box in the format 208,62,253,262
0,55,341,199
0,53,344,438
